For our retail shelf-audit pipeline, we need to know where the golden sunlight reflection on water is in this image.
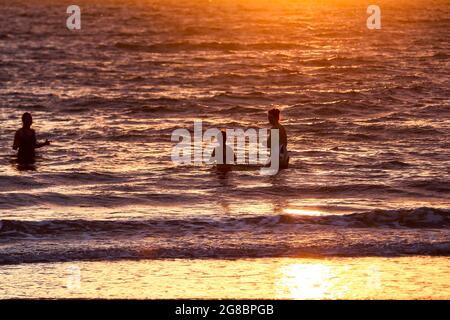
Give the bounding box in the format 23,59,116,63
1,257,448,299
275,262,385,299
283,208,325,216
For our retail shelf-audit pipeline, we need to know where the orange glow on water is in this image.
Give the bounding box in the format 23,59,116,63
1,257,449,299
283,208,325,216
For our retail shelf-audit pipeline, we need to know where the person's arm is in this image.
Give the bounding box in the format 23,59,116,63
12,131,20,150
36,139,50,148
34,131,50,148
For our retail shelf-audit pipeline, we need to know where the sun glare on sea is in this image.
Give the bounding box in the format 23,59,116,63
283,208,325,216
276,263,335,299
275,262,382,299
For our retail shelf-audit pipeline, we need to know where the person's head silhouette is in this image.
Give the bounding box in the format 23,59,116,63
268,108,280,126
22,112,33,129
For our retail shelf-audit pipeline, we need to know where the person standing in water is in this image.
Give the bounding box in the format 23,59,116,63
13,112,50,164
211,129,236,172
267,108,289,169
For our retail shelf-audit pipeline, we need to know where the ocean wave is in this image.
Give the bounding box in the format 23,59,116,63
432,52,449,59
358,160,412,170
0,191,201,209
114,41,310,53
202,92,273,104
406,179,450,193
1,208,448,240
279,207,450,228
300,56,375,67
287,101,388,118
418,104,450,115
1,237,450,265
239,183,409,197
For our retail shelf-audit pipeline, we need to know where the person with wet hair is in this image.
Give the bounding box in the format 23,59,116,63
267,108,289,169
13,112,50,164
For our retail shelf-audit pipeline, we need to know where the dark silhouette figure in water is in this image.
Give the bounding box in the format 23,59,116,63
13,112,50,165
268,108,289,169
211,129,236,172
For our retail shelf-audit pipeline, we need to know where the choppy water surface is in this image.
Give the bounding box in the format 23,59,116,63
0,0,449,264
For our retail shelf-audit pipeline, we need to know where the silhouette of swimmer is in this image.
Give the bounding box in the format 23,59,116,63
267,108,289,169
13,112,50,164
211,129,236,172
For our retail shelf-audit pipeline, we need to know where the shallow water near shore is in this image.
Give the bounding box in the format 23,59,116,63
1,256,449,299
